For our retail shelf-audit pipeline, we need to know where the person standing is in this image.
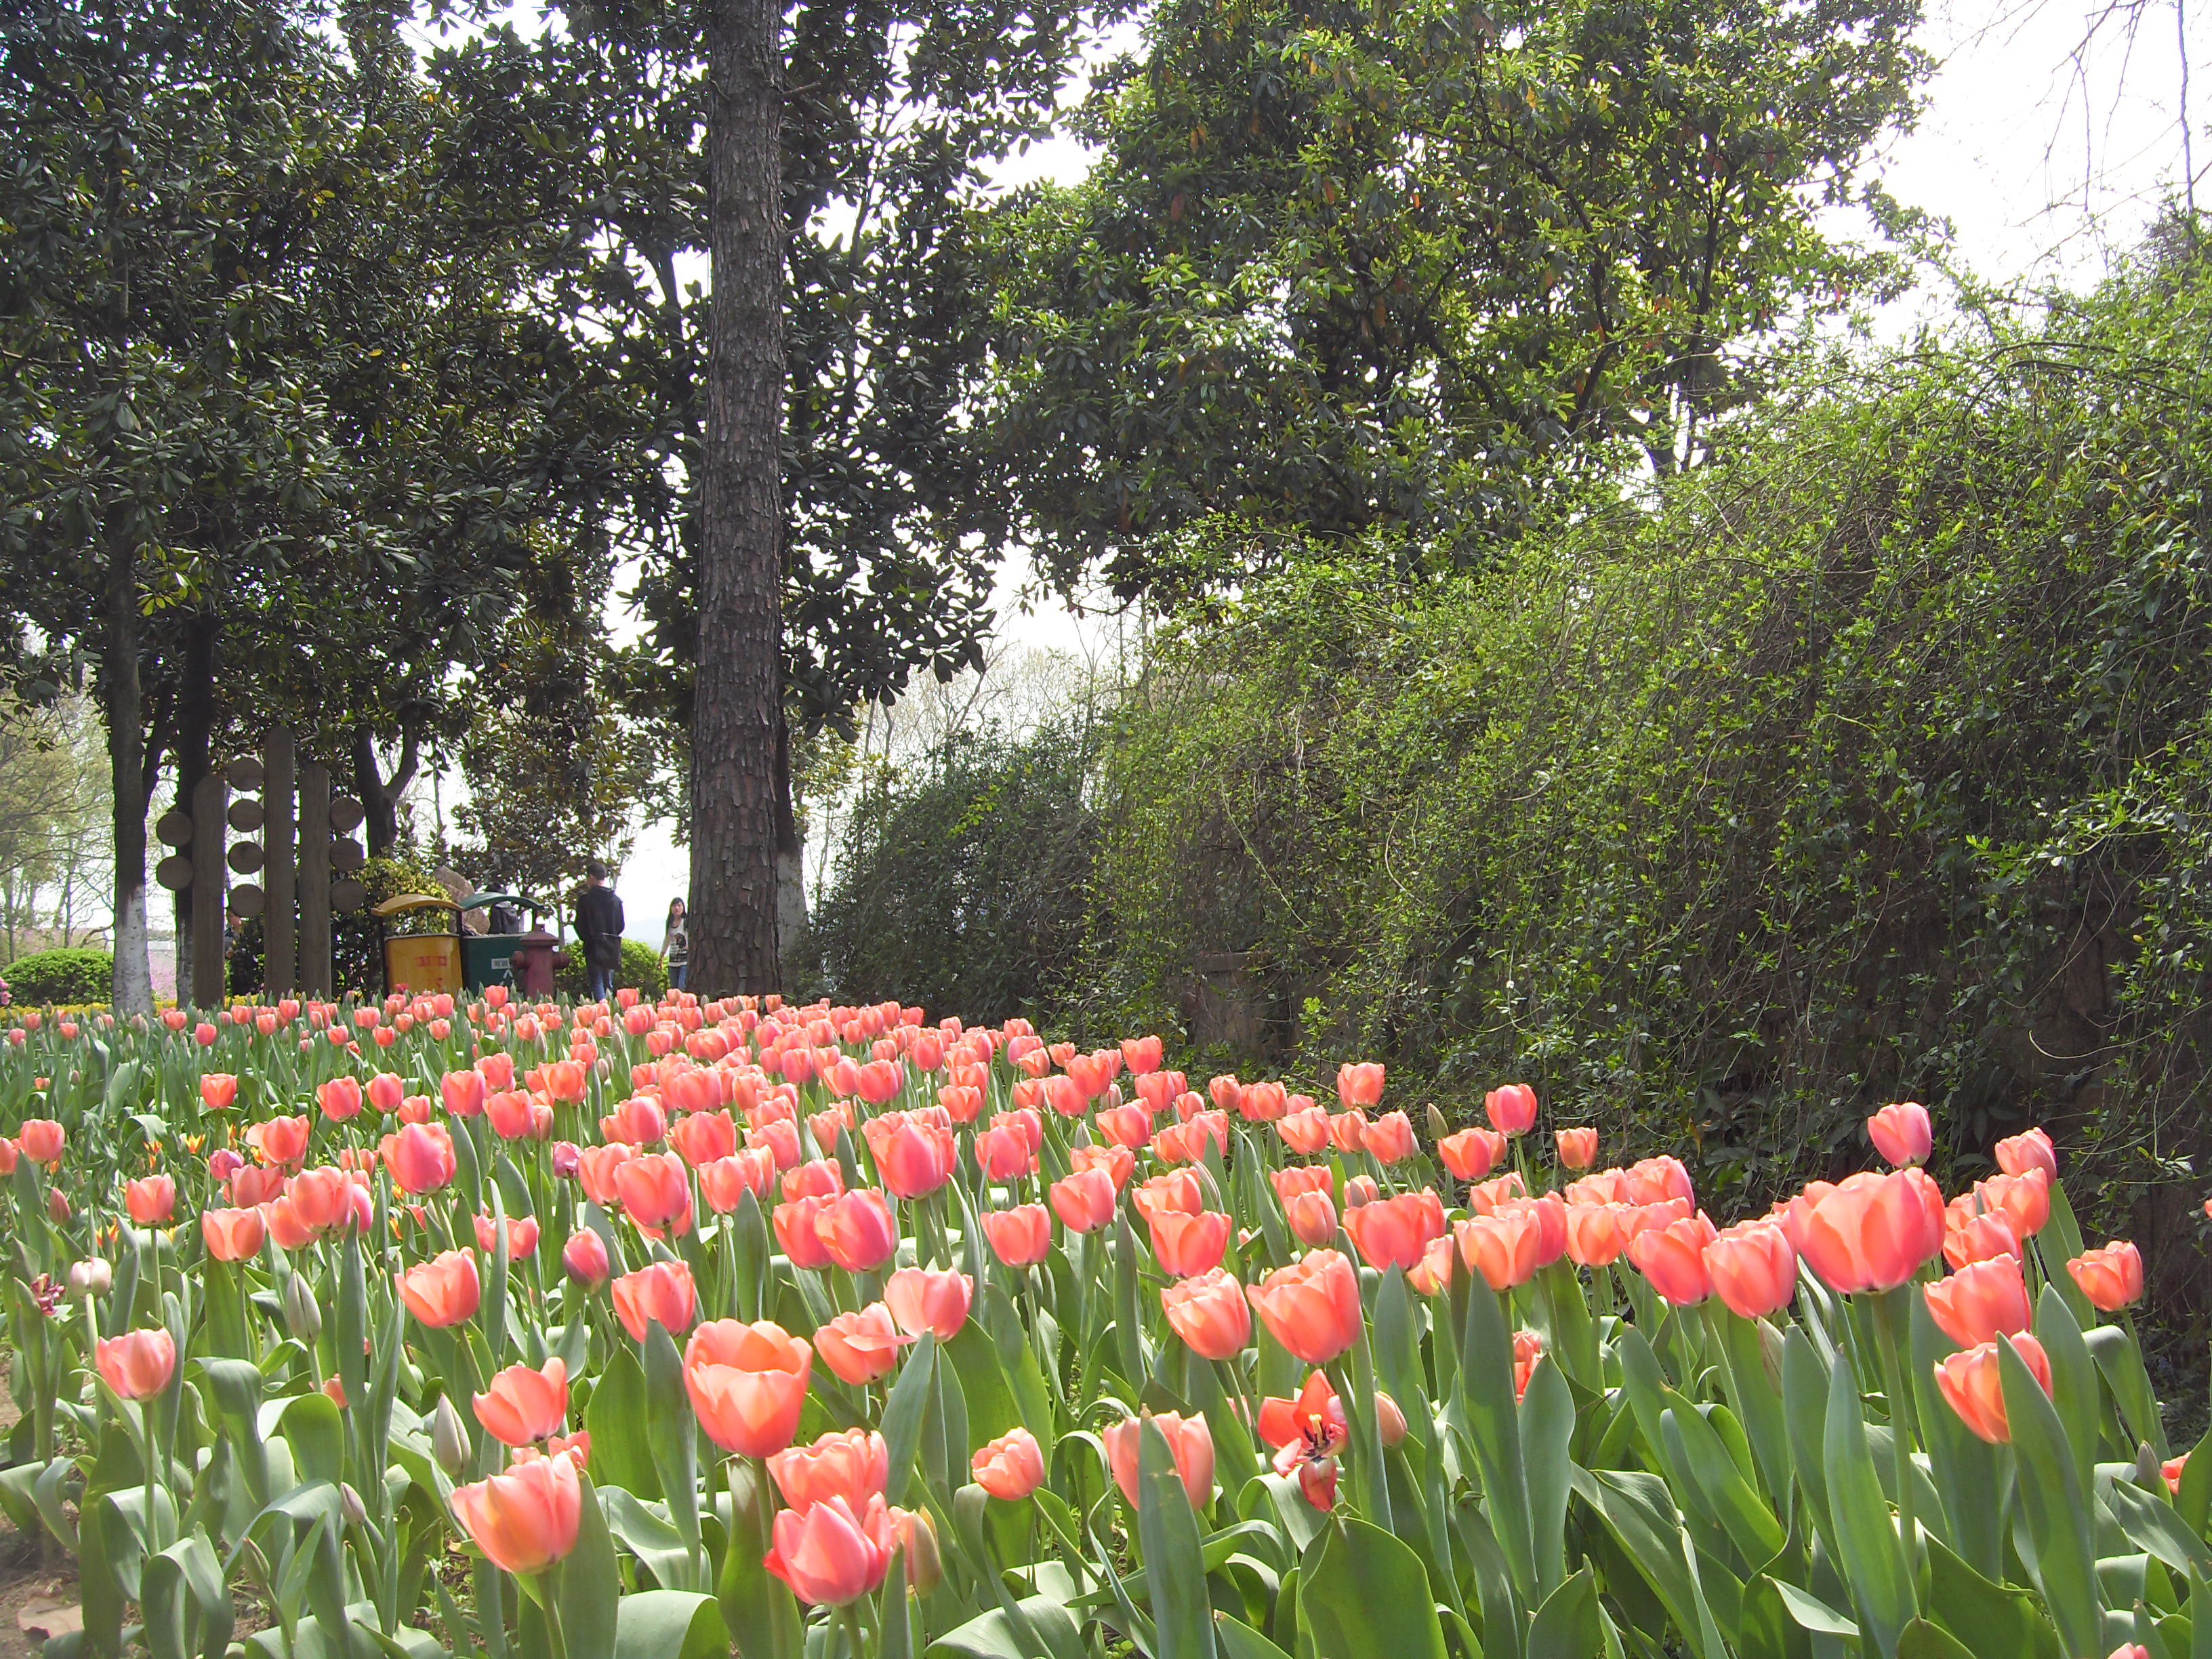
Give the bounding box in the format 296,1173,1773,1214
662,897,690,991
575,859,626,1004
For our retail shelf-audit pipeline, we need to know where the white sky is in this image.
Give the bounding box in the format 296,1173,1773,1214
464,0,2211,935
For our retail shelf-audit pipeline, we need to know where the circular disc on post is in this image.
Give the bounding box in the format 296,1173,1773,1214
329,878,367,912
227,798,265,833
228,840,265,875
155,811,194,847
155,855,194,891
329,796,365,833
329,838,366,874
226,756,265,790
230,882,264,917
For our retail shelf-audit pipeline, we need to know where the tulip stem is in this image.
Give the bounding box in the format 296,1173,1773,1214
838,1599,868,1659
1870,1287,1917,1553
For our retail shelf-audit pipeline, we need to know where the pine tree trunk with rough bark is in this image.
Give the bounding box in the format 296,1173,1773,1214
689,0,786,996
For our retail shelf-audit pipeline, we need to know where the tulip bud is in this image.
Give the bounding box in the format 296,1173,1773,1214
68,1258,112,1298
434,1393,474,1476
894,1506,941,1595
1426,1104,1450,1143
340,1482,368,1527
285,1273,324,1340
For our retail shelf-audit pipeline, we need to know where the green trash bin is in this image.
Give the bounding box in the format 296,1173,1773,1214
463,933,524,992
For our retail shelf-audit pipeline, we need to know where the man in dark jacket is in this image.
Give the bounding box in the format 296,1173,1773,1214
575,859,625,1003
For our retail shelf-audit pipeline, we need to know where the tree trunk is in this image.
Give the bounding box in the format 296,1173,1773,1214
171,611,218,1004
104,542,155,1015
352,722,420,859
774,704,808,975
690,0,786,996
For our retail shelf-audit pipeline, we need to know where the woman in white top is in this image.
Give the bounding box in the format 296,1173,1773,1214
662,897,690,991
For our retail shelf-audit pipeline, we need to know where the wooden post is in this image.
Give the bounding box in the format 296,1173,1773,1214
265,731,297,996
300,762,332,998
190,773,228,1008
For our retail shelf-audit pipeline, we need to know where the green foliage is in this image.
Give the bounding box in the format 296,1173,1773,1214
556,939,671,1002
803,721,1103,1023
984,0,1929,598
3,946,115,1006
1081,235,2212,1246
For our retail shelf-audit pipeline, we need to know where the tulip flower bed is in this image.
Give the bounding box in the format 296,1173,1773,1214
0,992,2198,1659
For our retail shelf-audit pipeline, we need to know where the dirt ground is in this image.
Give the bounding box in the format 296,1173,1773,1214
0,1353,79,1659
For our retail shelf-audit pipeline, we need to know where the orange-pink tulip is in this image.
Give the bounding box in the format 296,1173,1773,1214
1150,1209,1230,1277
817,1189,898,1273
451,1448,583,1576
1336,1062,1385,1109
972,1427,1046,1501
1704,1220,1797,1319
813,1303,912,1385
1923,1254,2030,1347
1048,1168,1118,1233
1626,1212,1719,1305
1484,1083,1538,1135
1438,1127,1505,1181
563,1229,611,1288
884,1267,972,1342
1934,1332,2052,1443
1162,1267,1251,1360
1555,1128,1598,1170
125,1174,176,1225
1277,1106,1332,1154
1994,1127,2057,1181
1342,1189,1446,1271
1866,1101,1931,1167
474,1358,570,1447
382,1122,457,1195
769,1428,888,1514
1791,1168,1944,1293
199,1075,239,1112
612,1260,697,1343
396,1250,481,1328
1456,1210,1546,1291
2067,1240,2144,1311
1246,1250,1363,1366
981,1204,1051,1267
763,1493,895,1605
1361,1109,1418,1164
203,1207,266,1262
1284,1187,1338,1247
684,1319,812,1456
1104,1412,1215,1511
96,1328,177,1399
613,1150,694,1233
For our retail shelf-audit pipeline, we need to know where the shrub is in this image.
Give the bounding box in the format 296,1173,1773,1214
554,937,669,1001
802,720,1102,1023
3,947,112,1005
1083,241,2212,1290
